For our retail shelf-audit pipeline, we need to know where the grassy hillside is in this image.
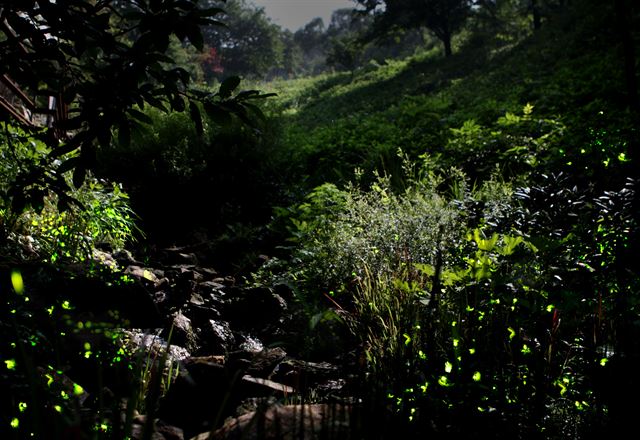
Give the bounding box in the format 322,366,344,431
261,3,636,191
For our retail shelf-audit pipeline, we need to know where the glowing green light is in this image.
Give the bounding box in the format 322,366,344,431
418,350,426,360
46,374,53,387
420,382,429,393
10,418,19,428
62,300,71,310
18,402,27,412
521,344,531,354
618,152,628,162
557,382,567,396
472,371,481,382
46,306,55,315
73,384,84,396
452,338,459,347
5,359,16,370
444,361,453,373
507,327,516,340
575,401,587,411
54,405,62,413
546,304,555,312
11,270,24,295
438,376,450,387
600,358,608,367
84,342,91,350
469,348,476,354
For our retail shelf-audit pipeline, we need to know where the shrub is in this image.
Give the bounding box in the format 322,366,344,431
1,124,139,264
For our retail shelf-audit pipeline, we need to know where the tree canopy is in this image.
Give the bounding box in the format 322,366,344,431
0,0,271,212
355,0,472,56
201,0,284,80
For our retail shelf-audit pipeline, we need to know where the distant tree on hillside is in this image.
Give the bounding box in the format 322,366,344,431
293,17,328,75
355,0,472,56
202,0,284,80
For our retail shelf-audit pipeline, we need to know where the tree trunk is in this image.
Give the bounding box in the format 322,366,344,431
532,0,542,30
614,0,640,116
442,33,452,57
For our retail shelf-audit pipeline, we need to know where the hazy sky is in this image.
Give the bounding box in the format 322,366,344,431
251,0,355,31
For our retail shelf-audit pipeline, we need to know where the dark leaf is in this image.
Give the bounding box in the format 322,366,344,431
242,102,266,122
50,139,81,158
171,95,186,112
118,120,131,148
57,157,81,175
186,27,204,51
198,18,226,27
198,7,226,16
54,116,83,131
72,166,86,189
97,126,112,148
249,92,277,100
128,108,153,125
235,90,261,100
219,76,241,99
203,101,232,126
189,100,203,135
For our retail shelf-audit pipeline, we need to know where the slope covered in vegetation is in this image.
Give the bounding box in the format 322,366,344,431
2,0,639,439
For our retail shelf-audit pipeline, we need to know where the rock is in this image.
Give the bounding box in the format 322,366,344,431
271,359,340,390
93,249,119,270
190,404,351,440
199,319,235,355
239,375,295,397
160,246,200,266
236,334,263,353
159,357,300,439
212,276,235,287
113,249,142,266
186,303,222,325
130,416,185,440
121,330,191,363
189,292,205,306
198,267,218,280
170,311,199,353
226,287,287,332
157,357,232,437
245,347,287,378
125,265,161,284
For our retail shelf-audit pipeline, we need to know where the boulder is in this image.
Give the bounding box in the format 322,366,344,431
170,311,199,353
190,404,351,440
199,319,235,355
225,287,288,332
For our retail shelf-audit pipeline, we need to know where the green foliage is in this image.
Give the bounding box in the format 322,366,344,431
95,94,279,245
266,157,513,303
1,0,272,213
1,124,139,264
